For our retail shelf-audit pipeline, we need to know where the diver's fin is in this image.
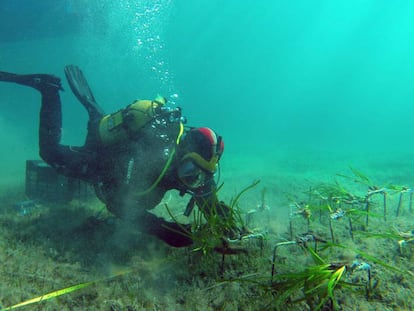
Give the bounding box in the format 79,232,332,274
64,65,105,117
0,71,63,92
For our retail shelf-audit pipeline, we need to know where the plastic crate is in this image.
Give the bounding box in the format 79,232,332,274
25,160,94,203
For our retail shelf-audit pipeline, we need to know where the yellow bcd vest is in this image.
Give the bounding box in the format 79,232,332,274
98,98,166,145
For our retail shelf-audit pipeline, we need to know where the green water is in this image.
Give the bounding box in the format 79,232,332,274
1,0,414,183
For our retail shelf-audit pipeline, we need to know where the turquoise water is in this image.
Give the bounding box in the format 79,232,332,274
1,0,414,184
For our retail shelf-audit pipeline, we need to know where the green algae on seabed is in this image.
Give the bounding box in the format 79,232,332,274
1,166,414,310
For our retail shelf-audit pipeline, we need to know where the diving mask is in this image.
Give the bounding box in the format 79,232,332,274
177,158,209,189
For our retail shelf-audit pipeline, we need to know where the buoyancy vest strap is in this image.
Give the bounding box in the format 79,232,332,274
134,122,184,197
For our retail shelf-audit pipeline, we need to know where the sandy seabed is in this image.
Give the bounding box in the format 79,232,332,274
0,150,413,310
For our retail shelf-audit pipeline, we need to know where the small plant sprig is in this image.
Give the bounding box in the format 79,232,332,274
270,246,349,311
337,167,390,225
350,259,372,299
288,201,312,240
164,180,261,276
246,187,271,231
271,232,327,281
359,227,414,257
387,184,413,217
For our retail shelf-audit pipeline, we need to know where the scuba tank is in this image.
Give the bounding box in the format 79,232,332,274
99,96,170,145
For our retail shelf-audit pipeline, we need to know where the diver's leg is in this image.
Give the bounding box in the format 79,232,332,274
0,70,93,179
0,71,63,92
38,84,64,165
37,84,96,178
0,70,65,165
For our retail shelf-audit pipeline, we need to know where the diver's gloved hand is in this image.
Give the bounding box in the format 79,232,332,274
215,201,253,240
162,222,193,247
139,212,193,247
216,201,232,217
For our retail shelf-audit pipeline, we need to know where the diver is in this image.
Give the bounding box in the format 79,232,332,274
0,65,239,248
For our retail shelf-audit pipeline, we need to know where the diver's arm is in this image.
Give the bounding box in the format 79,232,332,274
192,178,251,241
192,177,233,219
